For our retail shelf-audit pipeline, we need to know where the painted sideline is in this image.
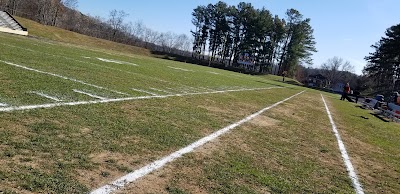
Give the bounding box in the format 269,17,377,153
0,87,282,112
90,90,305,194
321,94,364,194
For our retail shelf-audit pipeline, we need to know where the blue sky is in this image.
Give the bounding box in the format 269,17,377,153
77,0,400,75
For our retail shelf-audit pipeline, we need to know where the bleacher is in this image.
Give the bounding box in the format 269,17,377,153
0,10,28,36
379,103,400,123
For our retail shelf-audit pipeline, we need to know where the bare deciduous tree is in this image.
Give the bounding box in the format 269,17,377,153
62,0,77,9
108,9,128,41
321,56,354,86
0,1,193,58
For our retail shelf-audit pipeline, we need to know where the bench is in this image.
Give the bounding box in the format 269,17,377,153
378,103,400,122
362,98,379,110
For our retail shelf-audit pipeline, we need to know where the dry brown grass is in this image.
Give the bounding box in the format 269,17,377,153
113,92,355,193
14,16,151,57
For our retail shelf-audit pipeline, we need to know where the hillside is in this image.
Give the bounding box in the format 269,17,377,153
14,16,151,57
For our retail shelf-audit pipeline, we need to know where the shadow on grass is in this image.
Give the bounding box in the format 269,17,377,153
355,105,367,109
284,80,303,86
351,114,370,120
353,105,390,122
370,113,390,123
255,80,285,88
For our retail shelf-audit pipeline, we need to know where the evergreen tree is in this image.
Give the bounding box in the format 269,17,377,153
190,2,317,75
365,24,400,93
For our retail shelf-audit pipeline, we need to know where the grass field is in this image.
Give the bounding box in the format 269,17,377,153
0,19,399,194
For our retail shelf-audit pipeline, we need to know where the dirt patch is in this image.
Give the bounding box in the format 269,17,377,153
92,92,357,193
198,105,231,114
80,127,91,134
76,151,135,188
113,136,227,193
119,103,141,117
250,115,281,127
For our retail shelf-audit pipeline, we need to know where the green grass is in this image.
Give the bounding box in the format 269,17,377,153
0,18,399,194
325,93,400,194
143,92,355,194
116,91,399,193
0,29,301,193
0,32,289,106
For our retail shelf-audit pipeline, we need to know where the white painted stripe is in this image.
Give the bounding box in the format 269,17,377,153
0,87,282,112
97,58,138,66
321,94,364,194
167,66,194,72
73,89,108,100
90,90,305,194
0,60,129,96
1,43,168,84
31,91,62,102
207,71,220,75
178,87,196,93
198,87,215,92
148,88,173,94
165,87,178,92
0,103,8,107
131,88,158,96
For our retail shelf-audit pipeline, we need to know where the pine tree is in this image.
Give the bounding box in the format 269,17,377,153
365,24,400,93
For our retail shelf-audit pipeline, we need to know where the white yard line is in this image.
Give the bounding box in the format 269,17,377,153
321,94,364,194
0,60,129,96
31,91,62,102
1,43,168,84
167,66,194,72
90,90,305,194
165,87,178,92
207,71,220,75
97,58,139,66
148,88,173,94
0,103,8,107
0,87,282,112
198,87,216,92
131,88,158,96
73,89,108,100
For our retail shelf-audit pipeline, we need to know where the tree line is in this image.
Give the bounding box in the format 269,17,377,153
1,0,317,77
296,57,362,92
191,1,317,75
0,0,192,56
298,21,400,97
